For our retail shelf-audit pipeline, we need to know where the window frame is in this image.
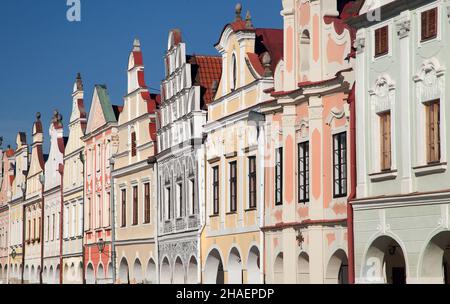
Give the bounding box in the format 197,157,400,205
144,183,151,224
421,7,438,42
333,132,348,198
374,25,389,58
298,141,310,203
132,185,138,226
275,148,283,206
229,161,237,213
379,111,392,171
425,99,441,164
121,189,127,228
248,156,257,209
212,166,220,215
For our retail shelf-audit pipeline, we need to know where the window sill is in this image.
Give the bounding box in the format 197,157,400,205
245,207,257,212
209,214,220,218
369,170,398,182
413,162,447,177
226,211,237,215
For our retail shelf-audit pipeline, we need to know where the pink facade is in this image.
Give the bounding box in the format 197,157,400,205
83,84,121,284
262,0,357,284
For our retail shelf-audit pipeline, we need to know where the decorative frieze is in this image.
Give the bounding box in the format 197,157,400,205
354,37,366,54
396,19,411,38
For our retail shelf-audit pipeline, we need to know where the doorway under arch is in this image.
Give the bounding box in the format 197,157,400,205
247,246,260,284
173,257,185,284
204,249,224,284
362,236,407,284
420,231,450,284
160,257,171,284
297,252,310,284
228,247,242,284
119,258,130,284
186,256,198,284
273,253,284,284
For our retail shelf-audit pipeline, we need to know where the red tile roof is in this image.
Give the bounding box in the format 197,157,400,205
254,28,284,73
190,55,222,108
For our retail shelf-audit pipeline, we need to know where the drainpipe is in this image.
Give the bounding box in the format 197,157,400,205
6,204,10,284
150,156,160,284
347,84,356,284
58,164,64,284
110,157,116,284
39,174,45,284
258,123,266,284
21,197,26,284
80,151,86,284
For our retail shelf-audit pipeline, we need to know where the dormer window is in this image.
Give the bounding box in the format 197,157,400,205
231,54,237,91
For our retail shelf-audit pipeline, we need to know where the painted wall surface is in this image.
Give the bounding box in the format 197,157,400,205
263,0,354,284
353,0,450,284
201,10,277,284
114,40,158,284
83,85,118,284
62,74,87,284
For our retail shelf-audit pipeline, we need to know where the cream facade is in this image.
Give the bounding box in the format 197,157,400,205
42,112,65,284
62,74,87,284
113,39,159,284
202,6,281,284
23,115,45,284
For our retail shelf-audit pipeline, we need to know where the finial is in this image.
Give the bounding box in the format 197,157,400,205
0,136,3,147
133,38,141,51
76,72,83,91
36,112,41,121
262,52,273,77
235,3,242,21
7,145,11,150
245,10,253,28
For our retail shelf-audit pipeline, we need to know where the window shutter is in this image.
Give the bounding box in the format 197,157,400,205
380,27,388,54
421,11,428,40
429,8,437,38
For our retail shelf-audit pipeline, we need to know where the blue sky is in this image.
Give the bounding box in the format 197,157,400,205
0,0,282,151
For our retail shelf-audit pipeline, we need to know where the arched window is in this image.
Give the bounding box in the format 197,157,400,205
231,54,237,91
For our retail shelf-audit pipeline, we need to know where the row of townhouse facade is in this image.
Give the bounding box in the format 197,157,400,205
0,0,449,285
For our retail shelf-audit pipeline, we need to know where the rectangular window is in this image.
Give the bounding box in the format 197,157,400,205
121,189,127,227
131,132,137,157
380,112,392,171
426,100,441,164
46,216,50,242
298,141,310,203
87,198,92,230
33,219,36,240
275,148,283,206
190,179,196,215
133,186,138,225
165,187,172,220
333,132,348,198
421,7,438,41
176,182,183,218
106,192,111,227
97,195,102,228
96,145,101,173
229,161,237,213
27,220,31,242
52,214,55,241
375,26,389,57
248,156,257,209
144,183,151,224
212,166,219,215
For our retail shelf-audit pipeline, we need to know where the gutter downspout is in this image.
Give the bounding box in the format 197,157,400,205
80,151,86,284
21,200,26,284
39,177,44,284
259,124,266,284
347,83,356,284
6,204,11,284
149,156,160,284
58,164,64,284
110,157,117,284
198,143,206,284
